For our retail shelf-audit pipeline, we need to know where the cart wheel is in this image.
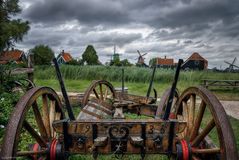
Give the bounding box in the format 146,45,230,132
155,88,179,118
174,86,238,160
13,78,35,92
81,80,116,107
0,87,65,160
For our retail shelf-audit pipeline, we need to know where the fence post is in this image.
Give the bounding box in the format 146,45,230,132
27,54,34,82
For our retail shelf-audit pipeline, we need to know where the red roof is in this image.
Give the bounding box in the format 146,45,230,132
0,50,24,64
61,52,73,62
187,52,207,62
184,52,208,69
156,57,174,65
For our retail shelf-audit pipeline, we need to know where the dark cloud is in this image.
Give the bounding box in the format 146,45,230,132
184,40,193,44
23,0,130,26
15,0,239,68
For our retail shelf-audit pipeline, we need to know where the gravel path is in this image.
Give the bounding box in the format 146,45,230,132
220,100,239,120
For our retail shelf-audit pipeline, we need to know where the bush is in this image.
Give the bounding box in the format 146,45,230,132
0,64,24,143
0,92,19,126
0,92,20,143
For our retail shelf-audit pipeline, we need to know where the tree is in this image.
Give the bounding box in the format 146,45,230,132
0,0,30,52
30,45,54,65
82,45,99,65
149,58,157,67
121,59,132,66
66,59,84,65
110,57,121,66
110,58,133,66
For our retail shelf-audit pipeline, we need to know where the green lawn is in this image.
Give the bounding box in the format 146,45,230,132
35,79,239,100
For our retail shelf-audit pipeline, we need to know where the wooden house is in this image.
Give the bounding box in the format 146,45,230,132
56,50,73,64
0,49,26,64
181,52,208,70
155,56,175,68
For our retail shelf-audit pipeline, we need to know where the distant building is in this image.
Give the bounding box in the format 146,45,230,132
155,56,175,68
0,49,26,64
56,50,73,64
181,52,208,70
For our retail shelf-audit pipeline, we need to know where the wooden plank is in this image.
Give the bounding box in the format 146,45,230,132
10,68,34,75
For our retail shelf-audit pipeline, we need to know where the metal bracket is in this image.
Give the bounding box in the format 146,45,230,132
140,123,146,160
92,124,98,160
63,119,72,159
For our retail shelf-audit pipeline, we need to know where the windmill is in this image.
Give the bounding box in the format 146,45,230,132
224,57,239,72
135,50,148,66
106,45,122,65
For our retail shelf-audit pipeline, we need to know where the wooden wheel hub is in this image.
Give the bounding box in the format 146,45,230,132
176,139,192,160
49,139,65,160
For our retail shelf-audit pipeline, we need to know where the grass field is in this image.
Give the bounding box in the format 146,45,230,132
34,65,239,100
35,78,239,101
34,65,239,83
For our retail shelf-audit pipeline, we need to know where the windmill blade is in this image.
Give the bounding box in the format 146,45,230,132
231,64,239,69
232,57,237,65
141,53,148,57
137,50,142,56
224,61,233,65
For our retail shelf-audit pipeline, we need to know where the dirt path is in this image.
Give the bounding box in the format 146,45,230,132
220,100,239,120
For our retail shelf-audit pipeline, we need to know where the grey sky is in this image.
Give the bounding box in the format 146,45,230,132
15,0,239,68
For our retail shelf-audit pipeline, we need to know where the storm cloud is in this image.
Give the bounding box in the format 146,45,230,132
15,0,239,68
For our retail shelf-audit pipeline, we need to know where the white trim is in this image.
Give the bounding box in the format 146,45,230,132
57,55,67,63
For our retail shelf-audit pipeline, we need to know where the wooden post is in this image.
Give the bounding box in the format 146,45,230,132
27,54,34,83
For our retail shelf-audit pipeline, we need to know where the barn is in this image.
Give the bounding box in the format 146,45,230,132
181,52,208,70
57,50,73,64
155,56,176,68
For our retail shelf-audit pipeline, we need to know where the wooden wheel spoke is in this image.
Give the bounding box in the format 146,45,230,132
172,97,178,111
42,94,51,138
192,155,201,160
104,88,108,100
32,102,48,140
190,100,206,141
188,94,196,136
49,100,56,138
182,101,189,137
191,119,215,147
93,89,99,99
17,150,47,156
23,121,46,147
192,148,220,154
182,101,188,121
99,84,103,100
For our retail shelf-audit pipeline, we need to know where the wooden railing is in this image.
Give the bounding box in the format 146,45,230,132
201,79,239,89
10,55,34,82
